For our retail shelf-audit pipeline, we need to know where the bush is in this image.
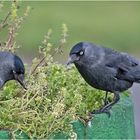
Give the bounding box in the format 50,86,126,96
0,1,111,139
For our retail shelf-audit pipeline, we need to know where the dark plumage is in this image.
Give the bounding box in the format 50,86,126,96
0,51,26,89
67,42,140,115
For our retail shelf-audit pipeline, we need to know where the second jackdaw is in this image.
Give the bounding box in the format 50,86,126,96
67,42,140,115
0,51,26,89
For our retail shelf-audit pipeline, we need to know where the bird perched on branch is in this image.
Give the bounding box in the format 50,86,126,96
67,42,140,115
0,51,26,89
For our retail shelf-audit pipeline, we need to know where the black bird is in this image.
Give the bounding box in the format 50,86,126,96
67,42,140,115
0,51,26,89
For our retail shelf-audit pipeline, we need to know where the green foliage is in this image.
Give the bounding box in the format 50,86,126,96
0,1,30,52
0,1,115,139
0,27,108,139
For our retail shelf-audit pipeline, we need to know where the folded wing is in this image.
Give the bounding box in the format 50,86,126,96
105,52,140,83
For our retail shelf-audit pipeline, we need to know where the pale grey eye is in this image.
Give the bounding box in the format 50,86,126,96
79,51,84,56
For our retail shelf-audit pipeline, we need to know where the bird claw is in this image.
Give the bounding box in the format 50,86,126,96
103,109,111,118
91,106,112,118
104,100,109,106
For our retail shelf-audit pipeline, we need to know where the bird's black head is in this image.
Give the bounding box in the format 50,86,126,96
67,42,94,65
12,55,26,89
0,51,27,89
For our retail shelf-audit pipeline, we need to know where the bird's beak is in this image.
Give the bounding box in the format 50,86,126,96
67,54,79,65
67,57,73,65
15,73,27,90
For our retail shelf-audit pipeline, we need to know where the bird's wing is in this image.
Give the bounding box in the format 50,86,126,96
106,53,138,71
105,52,139,81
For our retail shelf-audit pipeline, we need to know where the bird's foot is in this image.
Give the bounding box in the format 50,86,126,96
91,106,112,117
104,100,109,106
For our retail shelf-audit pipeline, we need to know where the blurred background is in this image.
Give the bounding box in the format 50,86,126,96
1,1,140,138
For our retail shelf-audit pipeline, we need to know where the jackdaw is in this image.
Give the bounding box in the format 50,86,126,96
67,42,140,115
0,51,26,89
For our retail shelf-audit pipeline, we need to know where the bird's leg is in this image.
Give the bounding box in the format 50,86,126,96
91,92,120,116
104,91,109,106
101,91,120,112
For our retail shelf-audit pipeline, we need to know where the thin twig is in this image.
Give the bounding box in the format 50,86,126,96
30,56,46,75
0,12,11,32
5,26,15,49
30,42,65,75
2,12,11,26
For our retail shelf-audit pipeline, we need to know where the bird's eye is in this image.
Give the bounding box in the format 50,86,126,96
79,50,84,56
